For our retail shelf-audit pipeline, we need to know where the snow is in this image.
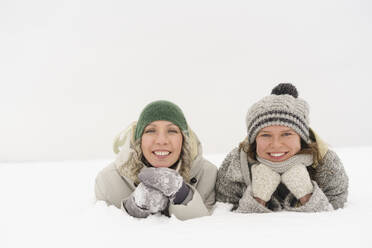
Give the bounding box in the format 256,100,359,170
1,147,371,248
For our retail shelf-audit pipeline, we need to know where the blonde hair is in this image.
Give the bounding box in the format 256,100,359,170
118,131,192,185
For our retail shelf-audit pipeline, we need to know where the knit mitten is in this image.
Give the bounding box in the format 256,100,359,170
138,167,189,204
124,183,168,218
281,164,314,199
251,163,281,202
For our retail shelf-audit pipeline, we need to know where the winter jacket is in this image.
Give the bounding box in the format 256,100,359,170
95,123,218,220
216,129,349,213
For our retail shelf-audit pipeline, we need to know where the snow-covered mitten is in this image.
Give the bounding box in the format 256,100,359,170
251,163,281,202
281,164,313,199
138,167,189,204
123,183,168,218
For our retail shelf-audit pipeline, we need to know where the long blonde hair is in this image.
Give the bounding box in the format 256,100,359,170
118,131,192,185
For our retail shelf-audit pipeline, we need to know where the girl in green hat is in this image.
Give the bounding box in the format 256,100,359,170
95,100,217,220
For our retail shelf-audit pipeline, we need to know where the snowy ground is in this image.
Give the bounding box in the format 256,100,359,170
1,147,371,248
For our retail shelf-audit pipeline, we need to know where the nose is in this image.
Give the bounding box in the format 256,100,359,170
155,131,168,145
270,135,282,149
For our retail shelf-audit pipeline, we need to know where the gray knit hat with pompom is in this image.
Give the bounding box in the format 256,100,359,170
246,83,310,144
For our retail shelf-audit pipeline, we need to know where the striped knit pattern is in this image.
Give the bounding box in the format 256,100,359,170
246,94,310,144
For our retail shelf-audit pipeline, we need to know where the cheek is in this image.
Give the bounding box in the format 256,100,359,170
289,138,301,153
255,140,266,156
172,135,183,156
140,136,152,154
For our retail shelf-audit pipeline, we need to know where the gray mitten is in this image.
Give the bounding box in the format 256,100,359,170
281,164,313,199
251,163,281,202
138,167,184,197
123,183,168,218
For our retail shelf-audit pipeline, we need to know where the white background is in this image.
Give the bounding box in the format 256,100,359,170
1,0,372,161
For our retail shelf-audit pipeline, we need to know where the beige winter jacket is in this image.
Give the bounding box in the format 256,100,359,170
95,123,218,221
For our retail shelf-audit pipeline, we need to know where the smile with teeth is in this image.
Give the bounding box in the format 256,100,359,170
269,152,287,157
153,151,170,156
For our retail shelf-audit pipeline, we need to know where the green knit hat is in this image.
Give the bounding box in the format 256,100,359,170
134,100,188,140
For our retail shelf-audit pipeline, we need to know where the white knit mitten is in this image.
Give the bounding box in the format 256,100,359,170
251,163,281,202
281,164,314,199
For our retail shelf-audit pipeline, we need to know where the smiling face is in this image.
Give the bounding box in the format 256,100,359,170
255,125,301,162
141,120,183,168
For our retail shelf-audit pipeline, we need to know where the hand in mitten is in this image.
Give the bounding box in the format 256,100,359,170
138,167,190,204
281,164,313,200
251,163,281,203
124,183,168,218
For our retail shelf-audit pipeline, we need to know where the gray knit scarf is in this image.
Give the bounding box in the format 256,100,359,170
257,154,313,174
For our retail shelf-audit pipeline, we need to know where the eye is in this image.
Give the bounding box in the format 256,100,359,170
168,129,179,134
144,129,155,134
282,132,292,137
259,133,271,137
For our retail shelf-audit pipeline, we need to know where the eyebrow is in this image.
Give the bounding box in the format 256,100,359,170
260,129,293,133
280,129,294,132
145,123,178,128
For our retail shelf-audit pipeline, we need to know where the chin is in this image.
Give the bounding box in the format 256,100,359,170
151,163,172,168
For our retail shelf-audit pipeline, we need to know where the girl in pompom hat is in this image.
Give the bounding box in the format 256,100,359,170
95,100,217,220
216,83,349,213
